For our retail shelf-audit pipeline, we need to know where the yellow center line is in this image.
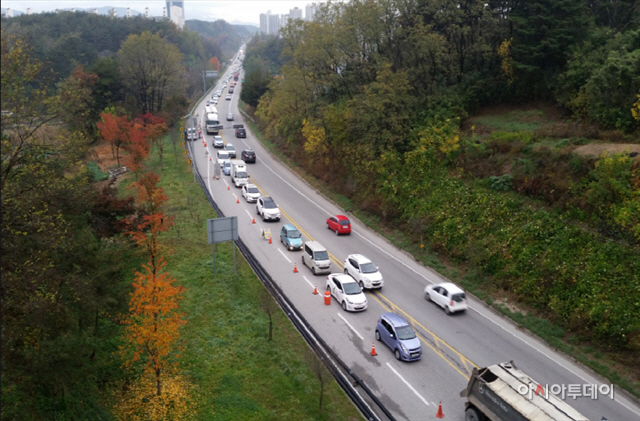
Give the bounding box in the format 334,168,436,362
247,176,475,379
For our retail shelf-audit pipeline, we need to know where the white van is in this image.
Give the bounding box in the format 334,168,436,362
216,150,230,168
301,241,332,275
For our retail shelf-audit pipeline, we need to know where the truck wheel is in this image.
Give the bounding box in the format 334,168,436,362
465,407,484,421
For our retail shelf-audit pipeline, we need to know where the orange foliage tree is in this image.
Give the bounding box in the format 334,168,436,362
96,111,130,167
122,122,150,178
121,172,184,397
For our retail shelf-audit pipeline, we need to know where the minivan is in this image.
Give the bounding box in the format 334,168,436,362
375,313,422,361
301,241,331,275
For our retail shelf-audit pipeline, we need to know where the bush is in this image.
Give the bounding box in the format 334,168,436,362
87,161,109,181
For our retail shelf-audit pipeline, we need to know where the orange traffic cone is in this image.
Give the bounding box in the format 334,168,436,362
371,342,377,356
435,402,444,419
252,217,256,224
268,236,272,244
294,263,298,273
236,197,240,204
312,285,319,295
209,157,212,161
204,141,207,147
227,185,230,190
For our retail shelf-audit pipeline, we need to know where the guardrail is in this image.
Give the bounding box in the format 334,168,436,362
185,140,395,421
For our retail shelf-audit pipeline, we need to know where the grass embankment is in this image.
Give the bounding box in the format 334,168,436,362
242,106,640,399
119,131,362,420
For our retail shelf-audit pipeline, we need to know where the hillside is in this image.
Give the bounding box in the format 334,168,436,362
186,19,254,59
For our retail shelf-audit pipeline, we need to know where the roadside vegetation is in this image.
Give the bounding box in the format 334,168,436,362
1,25,361,420
239,0,640,397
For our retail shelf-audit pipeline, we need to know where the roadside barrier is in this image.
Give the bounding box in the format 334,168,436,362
186,112,394,421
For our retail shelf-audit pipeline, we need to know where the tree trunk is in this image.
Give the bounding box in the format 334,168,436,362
319,381,324,414
156,367,162,396
268,313,273,341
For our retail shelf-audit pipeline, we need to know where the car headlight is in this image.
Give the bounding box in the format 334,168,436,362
400,344,407,353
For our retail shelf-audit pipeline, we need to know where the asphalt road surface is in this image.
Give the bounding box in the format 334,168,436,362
185,52,640,421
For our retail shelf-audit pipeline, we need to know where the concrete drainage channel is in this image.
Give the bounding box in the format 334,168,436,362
187,141,395,421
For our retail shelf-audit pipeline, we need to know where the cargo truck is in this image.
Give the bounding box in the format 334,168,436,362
460,361,590,421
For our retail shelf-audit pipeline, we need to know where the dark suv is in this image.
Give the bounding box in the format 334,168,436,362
235,127,246,138
241,149,256,163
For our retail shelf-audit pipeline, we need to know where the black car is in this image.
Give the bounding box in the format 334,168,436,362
235,127,246,138
241,149,256,163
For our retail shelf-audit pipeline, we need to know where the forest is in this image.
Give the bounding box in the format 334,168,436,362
242,0,640,388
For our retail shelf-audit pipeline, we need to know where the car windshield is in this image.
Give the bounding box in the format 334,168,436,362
314,251,329,260
396,325,416,340
247,187,259,194
451,293,466,302
360,262,377,273
287,229,301,239
339,220,350,226
223,162,230,167
263,200,277,209
343,283,361,295
226,146,235,150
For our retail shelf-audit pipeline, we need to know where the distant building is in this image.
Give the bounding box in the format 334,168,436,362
27,8,32,15
289,7,303,20
5,8,13,17
166,1,185,29
281,14,289,28
260,11,269,34
306,3,320,21
126,7,131,18
268,13,281,36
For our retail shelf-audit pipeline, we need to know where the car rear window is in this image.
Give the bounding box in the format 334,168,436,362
451,293,466,302
339,220,350,226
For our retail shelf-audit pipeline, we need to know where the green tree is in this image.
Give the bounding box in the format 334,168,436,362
118,31,185,114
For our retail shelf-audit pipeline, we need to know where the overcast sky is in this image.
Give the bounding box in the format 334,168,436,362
1,0,327,25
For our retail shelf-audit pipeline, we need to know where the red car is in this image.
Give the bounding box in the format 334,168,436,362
326,215,351,235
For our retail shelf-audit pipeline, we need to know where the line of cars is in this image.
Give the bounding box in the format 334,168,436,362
206,73,463,363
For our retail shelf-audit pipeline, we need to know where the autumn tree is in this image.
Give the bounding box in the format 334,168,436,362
97,111,130,167
118,31,185,114
136,113,169,168
122,122,151,178
118,172,188,418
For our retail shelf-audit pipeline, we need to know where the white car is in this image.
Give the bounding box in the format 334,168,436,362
226,113,234,121
256,196,280,221
343,254,384,289
424,282,468,314
226,94,232,100
213,135,224,148
326,273,368,312
242,184,261,203
215,90,222,96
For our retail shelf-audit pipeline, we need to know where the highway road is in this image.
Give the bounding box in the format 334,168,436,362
185,51,640,421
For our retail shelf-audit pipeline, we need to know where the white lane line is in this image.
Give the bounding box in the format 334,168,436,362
337,313,364,340
386,362,430,407
244,209,253,220
302,275,315,289
223,179,229,189
278,248,291,263
431,401,437,407
257,150,637,414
